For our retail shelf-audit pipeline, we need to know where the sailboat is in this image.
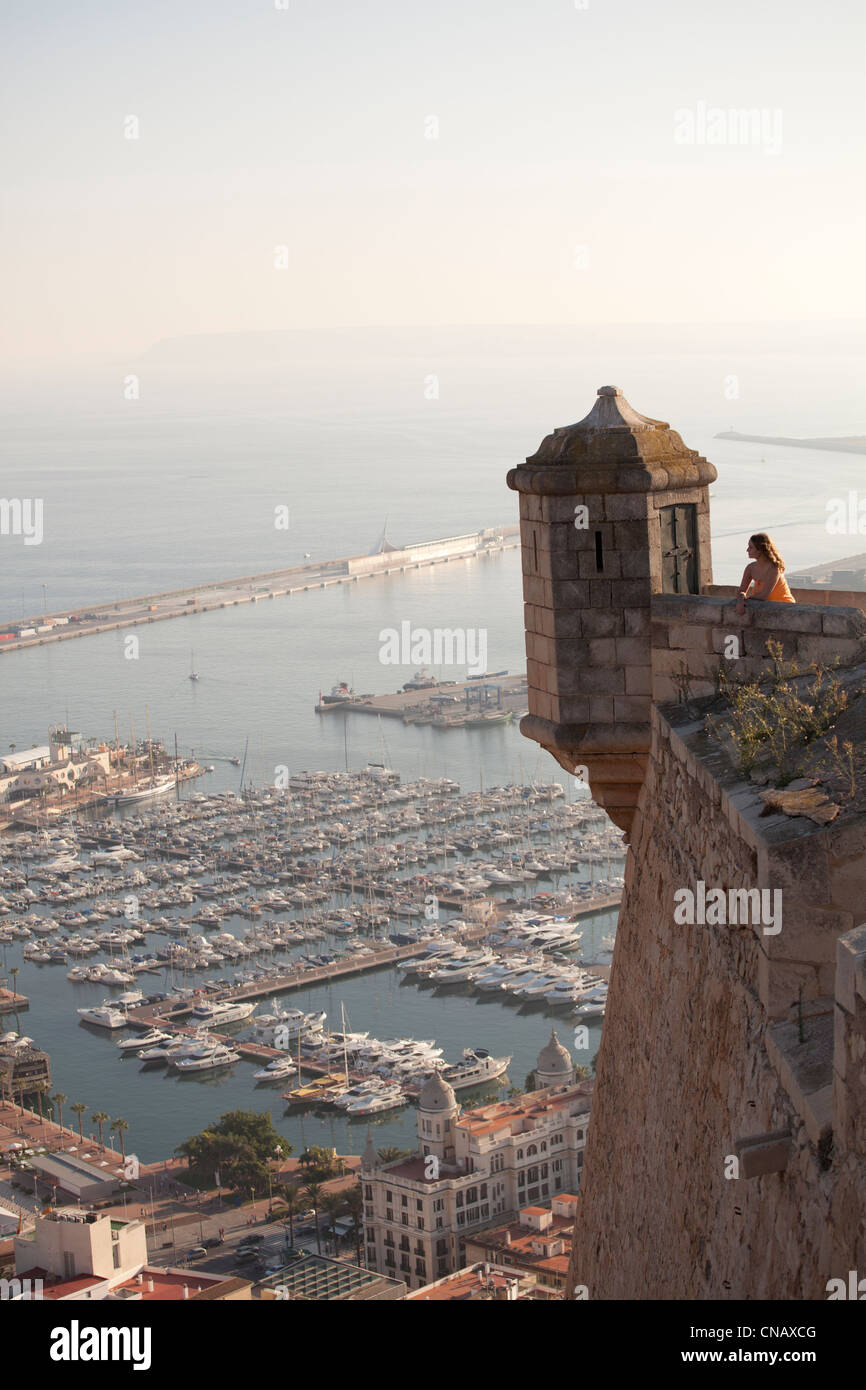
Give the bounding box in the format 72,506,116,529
189,649,199,682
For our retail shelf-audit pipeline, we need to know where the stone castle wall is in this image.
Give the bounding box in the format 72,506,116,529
570,701,866,1299
651,593,866,704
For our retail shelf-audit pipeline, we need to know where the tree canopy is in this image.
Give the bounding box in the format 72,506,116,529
175,1110,291,1194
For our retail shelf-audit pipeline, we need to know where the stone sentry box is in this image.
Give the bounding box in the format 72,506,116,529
507,385,717,835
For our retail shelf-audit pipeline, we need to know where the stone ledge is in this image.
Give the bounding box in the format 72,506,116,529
766,1008,835,1145
732,1129,793,1177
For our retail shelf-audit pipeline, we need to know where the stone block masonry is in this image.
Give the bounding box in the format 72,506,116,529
568,701,866,1298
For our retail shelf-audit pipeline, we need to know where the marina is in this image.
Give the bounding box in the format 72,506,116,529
0,768,622,1158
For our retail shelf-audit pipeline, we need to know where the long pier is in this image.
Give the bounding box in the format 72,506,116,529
0,526,519,653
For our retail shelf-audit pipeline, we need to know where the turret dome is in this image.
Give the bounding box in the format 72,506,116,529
417,1070,457,1113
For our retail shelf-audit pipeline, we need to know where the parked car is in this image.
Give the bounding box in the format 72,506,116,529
187,1246,208,1261
203,1236,223,1248
236,1249,259,1263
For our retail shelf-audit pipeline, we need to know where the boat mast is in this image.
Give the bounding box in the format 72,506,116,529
129,713,138,789
145,705,155,784
113,711,121,790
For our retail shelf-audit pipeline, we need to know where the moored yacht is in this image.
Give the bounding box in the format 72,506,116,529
77,1004,128,1029
191,999,258,1026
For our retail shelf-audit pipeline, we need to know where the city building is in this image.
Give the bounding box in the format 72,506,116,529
0,729,111,804
463,1195,579,1297
407,1261,538,1301
12,1207,250,1300
258,1253,406,1301
362,1033,591,1291
0,1032,51,1104
24,1150,127,1204
14,1209,148,1296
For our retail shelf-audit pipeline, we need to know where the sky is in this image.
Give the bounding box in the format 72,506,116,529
2,0,865,364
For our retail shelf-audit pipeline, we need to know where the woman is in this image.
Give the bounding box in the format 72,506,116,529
736,534,795,615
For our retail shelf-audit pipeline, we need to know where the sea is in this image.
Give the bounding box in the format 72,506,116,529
0,322,863,1162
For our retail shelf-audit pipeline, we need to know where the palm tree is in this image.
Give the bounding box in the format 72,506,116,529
279,1186,301,1248
343,1184,364,1266
111,1117,129,1160
52,1092,67,1132
301,1180,324,1255
376,1146,409,1163
70,1102,87,1139
9,967,19,1026
319,1192,345,1256
92,1111,109,1146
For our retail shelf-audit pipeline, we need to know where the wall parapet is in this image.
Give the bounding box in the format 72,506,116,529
651,593,866,704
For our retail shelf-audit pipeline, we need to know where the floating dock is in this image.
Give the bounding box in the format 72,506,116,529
319,672,529,726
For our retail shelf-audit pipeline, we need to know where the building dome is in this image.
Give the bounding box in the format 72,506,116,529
535,1030,573,1085
417,1070,457,1113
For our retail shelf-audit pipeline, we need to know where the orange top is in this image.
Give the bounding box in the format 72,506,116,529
767,573,795,603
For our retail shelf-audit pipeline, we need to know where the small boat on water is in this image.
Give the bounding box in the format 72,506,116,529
114,775,176,807
437,1048,511,1090
117,1028,171,1051
252,1056,297,1082
77,1004,128,1029
344,1084,406,1116
191,999,258,1026
172,1044,240,1073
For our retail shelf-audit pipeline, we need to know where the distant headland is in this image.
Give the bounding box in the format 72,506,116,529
716,430,866,455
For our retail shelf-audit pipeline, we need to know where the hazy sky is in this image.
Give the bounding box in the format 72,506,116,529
3,0,864,363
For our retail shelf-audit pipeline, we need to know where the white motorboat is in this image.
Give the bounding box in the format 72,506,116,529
438,1048,511,1090
137,1033,215,1062
573,1000,606,1021
172,1044,240,1073
117,1028,170,1051
77,1004,127,1029
191,999,258,1026
252,1056,297,1081
344,1085,406,1116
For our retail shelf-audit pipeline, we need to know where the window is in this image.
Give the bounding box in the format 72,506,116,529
400,1236,410,1252
416,1199,422,1211
401,1214,409,1227
112,1245,121,1269
401,1194,408,1207
400,1256,410,1273
386,1208,393,1222
415,1239,425,1255
436,1239,448,1256
364,1184,372,1199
